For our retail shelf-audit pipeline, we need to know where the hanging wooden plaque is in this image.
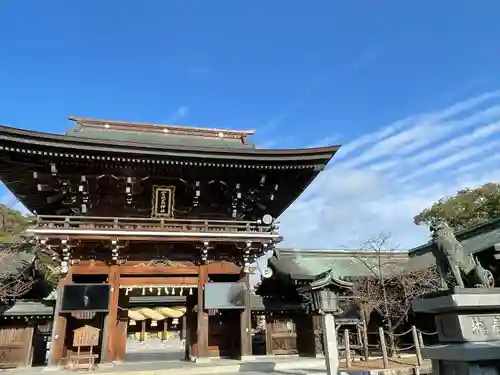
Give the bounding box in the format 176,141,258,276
151,185,175,218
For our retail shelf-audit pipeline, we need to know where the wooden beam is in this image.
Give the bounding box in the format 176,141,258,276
71,261,241,275
32,234,274,243
71,265,109,275
207,262,242,274
119,276,198,286
121,266,199,275
70,264,200,275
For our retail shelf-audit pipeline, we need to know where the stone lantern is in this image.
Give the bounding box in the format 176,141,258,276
312,288,339,314
298,270,353,375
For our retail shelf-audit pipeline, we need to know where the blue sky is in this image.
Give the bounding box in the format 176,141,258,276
1,1,500,249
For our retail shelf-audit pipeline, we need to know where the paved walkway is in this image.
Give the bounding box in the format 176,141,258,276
23,355,430,375
123,337,185,363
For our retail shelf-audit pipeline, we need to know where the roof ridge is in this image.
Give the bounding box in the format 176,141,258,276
68,116,256,138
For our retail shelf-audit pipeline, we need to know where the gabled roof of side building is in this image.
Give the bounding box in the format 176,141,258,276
271,218,500,279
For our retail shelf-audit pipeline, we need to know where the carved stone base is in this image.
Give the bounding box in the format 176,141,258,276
412,288,500,375
432,360,499,375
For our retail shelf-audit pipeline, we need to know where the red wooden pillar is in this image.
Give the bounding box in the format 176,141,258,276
103,265,120,362
196,265,208,359
265,316,273,355
240,273,252,358
49,272,72,367
115,319,128,362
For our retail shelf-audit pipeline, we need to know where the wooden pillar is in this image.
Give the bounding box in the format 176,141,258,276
265,316,273,355
183,315,190,360
102,265,120,362
313,315,324,357
115,319,127,362
140,321,146,342
163,320,168,341
196,265,208,359
240,273,252,358
49,272,72,367
181,315,187,342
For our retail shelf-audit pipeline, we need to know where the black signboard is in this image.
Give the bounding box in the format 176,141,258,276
204,282,246,309
151,185,175,218
60,284,110,312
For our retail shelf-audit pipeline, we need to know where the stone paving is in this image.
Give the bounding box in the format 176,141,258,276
11,342,431,375
123,336,185,362
91,356,431,375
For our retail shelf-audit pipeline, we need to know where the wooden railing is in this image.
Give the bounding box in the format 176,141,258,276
33,215,277,234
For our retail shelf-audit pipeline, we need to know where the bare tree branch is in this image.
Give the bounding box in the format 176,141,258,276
350,232,439,354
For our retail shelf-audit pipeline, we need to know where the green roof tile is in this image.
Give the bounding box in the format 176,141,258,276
66,128,254,149
271,248,412,278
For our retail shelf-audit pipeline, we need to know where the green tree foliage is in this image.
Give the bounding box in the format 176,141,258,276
0,204,59,289
413,183,500,231
0,204,33,243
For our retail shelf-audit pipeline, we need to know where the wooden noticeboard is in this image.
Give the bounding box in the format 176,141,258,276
68,325,101,371
73,325,100,347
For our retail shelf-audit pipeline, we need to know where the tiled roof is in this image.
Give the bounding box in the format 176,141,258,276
66,128,255,150
270,248,412,279
0,300,54,316
273,218,500,279
66,116,256,150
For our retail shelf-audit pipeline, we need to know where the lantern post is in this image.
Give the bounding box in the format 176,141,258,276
312,288,340,375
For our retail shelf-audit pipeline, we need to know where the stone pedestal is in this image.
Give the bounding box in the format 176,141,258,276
412,288,500,375
322,313,339,375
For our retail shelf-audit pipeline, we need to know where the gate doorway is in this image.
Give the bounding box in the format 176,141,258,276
122,288,193,363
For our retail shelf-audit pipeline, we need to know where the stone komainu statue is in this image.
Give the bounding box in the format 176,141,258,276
430,219,494,289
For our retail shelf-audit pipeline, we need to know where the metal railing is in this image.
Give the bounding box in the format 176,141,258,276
32,215,277,235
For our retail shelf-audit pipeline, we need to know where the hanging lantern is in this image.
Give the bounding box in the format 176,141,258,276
172,318,179,326
129,319,136,326
157,288,161,296
151,320,158,327
189,288,193,295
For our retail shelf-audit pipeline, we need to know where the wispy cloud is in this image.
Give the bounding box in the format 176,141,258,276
168,105,190,124
262,76,326,134
256,140,278,149
262,45,384,135
337,92,500,170
307,135,340,148
279,89,500,249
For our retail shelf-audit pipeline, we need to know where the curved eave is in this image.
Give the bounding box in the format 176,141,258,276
297,269,353,292
268,257,353,290
0,125,340,164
